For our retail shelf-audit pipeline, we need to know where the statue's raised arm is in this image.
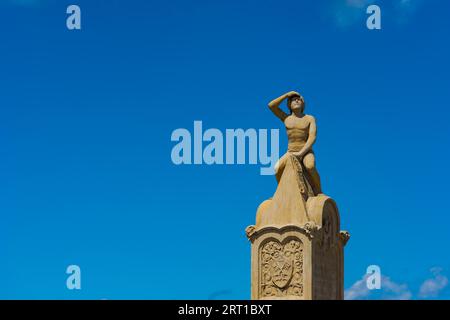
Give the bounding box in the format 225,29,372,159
267,91,300,122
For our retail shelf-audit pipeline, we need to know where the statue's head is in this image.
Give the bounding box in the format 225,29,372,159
287,94,305,114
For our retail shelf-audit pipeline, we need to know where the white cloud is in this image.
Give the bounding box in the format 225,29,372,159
418,267,448,298
394,0,424,23
380,275,412,300
331,0,371,28
345,274,371,300
345,0,372,9
345,273,412,300
399,0,420,8
6,0,42,6
347,267,448,300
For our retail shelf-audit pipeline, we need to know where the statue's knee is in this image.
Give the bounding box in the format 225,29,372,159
304,158,315,170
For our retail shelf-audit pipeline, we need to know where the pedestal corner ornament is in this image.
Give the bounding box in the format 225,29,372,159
246,91,350,300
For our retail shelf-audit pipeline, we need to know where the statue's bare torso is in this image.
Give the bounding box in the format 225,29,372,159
284,114,313,153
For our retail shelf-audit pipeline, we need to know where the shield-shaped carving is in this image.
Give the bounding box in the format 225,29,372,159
270,255,293,288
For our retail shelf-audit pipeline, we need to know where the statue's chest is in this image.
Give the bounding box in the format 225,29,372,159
284,117,309,131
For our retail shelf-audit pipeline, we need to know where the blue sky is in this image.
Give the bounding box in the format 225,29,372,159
1,0,450,299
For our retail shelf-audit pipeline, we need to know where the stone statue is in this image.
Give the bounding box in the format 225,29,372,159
269,91,322,195
245,90,350,300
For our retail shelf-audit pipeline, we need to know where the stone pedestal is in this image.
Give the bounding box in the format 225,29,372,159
246,155,349,300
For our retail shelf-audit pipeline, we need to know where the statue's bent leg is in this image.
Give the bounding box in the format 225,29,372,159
303,152,322,195
274,153,288,183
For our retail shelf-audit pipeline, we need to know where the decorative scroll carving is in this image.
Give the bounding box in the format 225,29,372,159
291,155,315,201
260,239,303,298
303,221,319,239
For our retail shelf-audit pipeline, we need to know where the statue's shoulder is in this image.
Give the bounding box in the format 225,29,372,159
305,114,316,122
283,113,293,123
